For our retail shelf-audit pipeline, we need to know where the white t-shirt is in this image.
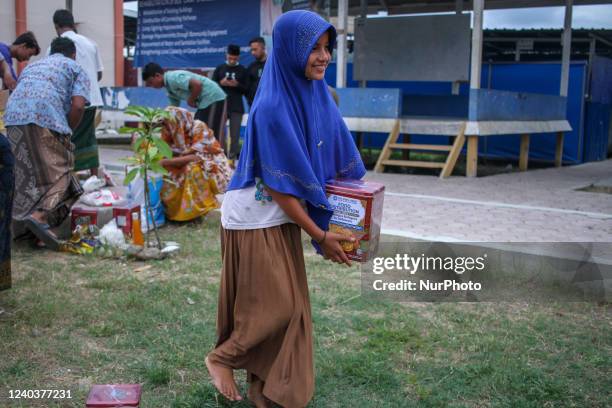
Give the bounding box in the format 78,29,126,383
49,31,104,106
221,179,294,230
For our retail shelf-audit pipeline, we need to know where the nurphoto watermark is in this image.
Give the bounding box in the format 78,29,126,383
361,242,612,302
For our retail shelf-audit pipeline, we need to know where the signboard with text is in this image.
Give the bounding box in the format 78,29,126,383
135,0,261,68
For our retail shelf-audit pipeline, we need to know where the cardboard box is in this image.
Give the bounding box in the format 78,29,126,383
326,179,385,262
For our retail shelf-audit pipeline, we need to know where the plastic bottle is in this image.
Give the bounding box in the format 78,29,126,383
132,212,144,246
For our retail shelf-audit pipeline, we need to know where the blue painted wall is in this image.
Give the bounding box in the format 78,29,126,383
336,88,403,118
325,61,591,164
591,56,612,104
584,102,611,162
478,62,586,164
468,89,567,121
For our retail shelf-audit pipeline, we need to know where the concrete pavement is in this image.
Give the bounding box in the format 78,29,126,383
100,146,612,243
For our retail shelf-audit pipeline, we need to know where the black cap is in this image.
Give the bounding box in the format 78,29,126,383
227,44,240,56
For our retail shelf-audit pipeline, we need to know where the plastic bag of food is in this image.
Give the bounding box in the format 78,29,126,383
81,189,123,207
82,176,106,193
98,219,127,250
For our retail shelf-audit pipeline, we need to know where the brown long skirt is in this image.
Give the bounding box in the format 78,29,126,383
208,223,314,408
7,124,82,227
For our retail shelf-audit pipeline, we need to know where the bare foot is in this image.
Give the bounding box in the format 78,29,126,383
30,211,48,224
205,356,242,401
247,377,270,408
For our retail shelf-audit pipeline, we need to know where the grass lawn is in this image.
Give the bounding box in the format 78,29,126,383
0,216,610,407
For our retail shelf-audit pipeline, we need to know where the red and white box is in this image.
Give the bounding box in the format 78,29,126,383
325,179,385,263
70,207,99,232
112,202,141,237
85,384,141,407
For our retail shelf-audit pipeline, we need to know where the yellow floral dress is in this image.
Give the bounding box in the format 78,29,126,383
160,107,233,221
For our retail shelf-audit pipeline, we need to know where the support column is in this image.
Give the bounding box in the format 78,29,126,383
470,0,484,91
466,136,478,177
455,0,463,13
114,0,125,86
586,38,596,98
336,0,348,88
515,41,521,62
519,134,530,171
15,0,26,37
555,132,564,167
357,0,368,153
560,0,573,97
467,0,484,178
557,0,572,167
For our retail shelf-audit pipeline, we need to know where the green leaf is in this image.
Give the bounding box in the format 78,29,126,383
119,126,138,134
124,167,140,185
147,146,159,160
153,110,172,121
119,156,141,165
152,137,173,159
133,135,147,153
119,106,177,182
125,105,148,118
149,161,168,175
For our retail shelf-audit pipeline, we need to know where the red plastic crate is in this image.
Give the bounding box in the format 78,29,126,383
112,202,141,237
70,207,98,232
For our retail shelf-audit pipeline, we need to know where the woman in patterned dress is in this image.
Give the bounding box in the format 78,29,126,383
158,106,232,221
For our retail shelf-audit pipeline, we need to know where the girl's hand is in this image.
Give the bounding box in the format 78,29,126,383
319,231,353,267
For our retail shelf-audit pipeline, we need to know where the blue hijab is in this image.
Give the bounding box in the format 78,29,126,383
228,10,366,240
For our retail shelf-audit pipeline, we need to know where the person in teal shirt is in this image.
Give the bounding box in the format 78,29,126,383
143,63,228,143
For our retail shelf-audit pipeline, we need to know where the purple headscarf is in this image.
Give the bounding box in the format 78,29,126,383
228,10,366,238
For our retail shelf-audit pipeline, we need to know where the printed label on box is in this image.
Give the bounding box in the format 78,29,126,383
328,194,366,230
75,216,93,225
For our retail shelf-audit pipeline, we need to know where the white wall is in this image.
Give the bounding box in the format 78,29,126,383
27,0,65,62
0,0,16,43
0,0,116,86
73,0,115,86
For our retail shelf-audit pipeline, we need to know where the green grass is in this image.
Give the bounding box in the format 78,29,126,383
0,217,610,407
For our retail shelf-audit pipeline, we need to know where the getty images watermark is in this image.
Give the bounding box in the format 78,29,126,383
361,242,612,302
371,252,487,292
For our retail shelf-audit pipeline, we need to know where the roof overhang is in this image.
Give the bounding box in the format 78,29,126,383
124,1,612,16
338,0,612,16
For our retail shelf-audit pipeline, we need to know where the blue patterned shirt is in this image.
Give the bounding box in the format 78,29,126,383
4,53,90,135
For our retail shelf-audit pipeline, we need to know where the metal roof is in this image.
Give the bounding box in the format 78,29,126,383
337,0,612,15
483,28,612,60
124,0,612,14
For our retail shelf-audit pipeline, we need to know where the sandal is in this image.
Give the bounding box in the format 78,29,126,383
24,216,61,251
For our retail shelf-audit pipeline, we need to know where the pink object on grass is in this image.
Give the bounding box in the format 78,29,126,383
85,384,141,407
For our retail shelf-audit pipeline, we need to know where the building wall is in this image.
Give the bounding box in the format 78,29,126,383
0,0,16,44
73,0,115,87
26,0,65,61
0,0,117,86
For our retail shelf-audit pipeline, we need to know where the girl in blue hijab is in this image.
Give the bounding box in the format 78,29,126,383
206,10,365,407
